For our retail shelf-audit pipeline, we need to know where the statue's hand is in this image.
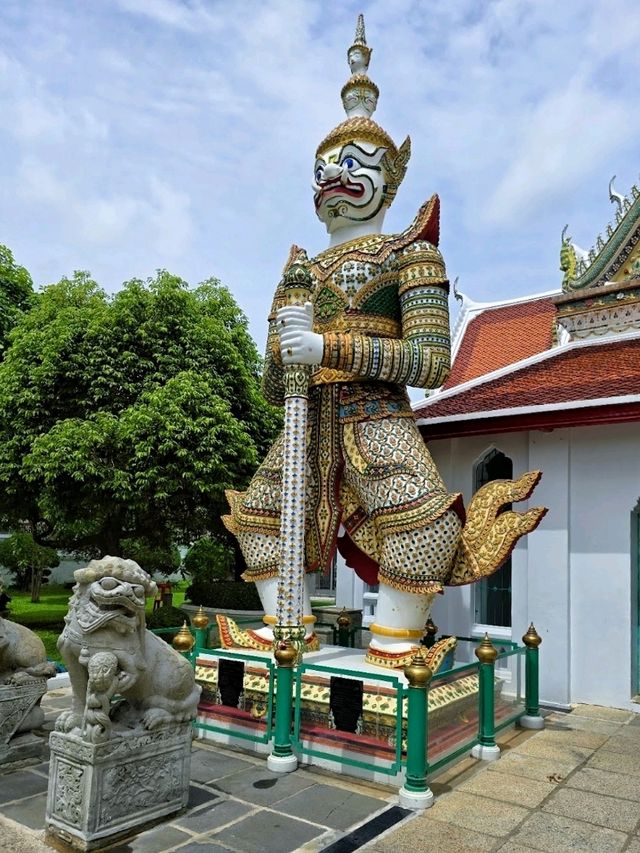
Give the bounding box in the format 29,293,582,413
277,303,323,365
116,670,136,692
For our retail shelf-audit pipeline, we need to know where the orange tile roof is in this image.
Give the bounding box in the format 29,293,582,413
444,297,556,389
416,337,640,419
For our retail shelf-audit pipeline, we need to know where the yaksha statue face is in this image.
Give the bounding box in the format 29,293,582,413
313,139,388,233
311,16,410,238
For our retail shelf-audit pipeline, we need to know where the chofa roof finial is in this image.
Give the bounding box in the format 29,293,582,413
609,175,626,212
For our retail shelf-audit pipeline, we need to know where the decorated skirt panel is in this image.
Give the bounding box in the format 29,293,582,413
224,383,462,586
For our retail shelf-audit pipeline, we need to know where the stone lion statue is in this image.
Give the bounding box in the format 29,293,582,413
56,556,200,735
0,617,56,685
0,617,56,738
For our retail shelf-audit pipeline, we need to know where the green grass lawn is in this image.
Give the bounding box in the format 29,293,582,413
5,582,189,663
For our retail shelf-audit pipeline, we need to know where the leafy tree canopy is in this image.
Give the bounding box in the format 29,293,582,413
0,244,33,358
0,269,281,560
183,536,234,583
0,531,60,601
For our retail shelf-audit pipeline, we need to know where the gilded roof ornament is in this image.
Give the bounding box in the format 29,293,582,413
609,176,626,212
560,174,640,292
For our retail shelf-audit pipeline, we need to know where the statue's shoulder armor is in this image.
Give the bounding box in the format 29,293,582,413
282,244,309,275
308,194,441,283
392,193,440,252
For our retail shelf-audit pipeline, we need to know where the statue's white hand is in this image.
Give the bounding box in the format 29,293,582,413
277,302,324,365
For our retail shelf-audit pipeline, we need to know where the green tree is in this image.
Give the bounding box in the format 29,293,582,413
0,532,60,602
183,536,234,583
121,539,181,577
0,245,33,359
0,269,281,562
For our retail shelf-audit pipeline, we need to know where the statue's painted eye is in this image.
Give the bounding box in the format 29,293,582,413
342,157,355,170
315,167,323,182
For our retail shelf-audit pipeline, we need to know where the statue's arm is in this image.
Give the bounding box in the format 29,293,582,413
319,240,451,389
261,287,286,405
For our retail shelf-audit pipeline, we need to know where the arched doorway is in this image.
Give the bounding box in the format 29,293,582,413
474,448,513,628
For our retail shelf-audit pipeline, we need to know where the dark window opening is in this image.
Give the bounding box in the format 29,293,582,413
474,449,512,627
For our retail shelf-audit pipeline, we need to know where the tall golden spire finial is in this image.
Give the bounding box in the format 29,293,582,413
342,14,378,119
316,14,411,206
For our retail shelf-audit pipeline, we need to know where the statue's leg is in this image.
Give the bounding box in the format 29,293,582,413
367,512,461,665
54,644,88,731
342,415,462,667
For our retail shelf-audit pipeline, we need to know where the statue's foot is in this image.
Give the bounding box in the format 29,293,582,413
216,615,319,653
366,636,457,671
142,708,173,730
55,710,83,733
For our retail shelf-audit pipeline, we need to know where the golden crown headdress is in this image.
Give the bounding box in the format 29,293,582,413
316,14,411,205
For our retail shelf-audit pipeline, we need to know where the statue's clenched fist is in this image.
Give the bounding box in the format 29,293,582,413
277,302,324,365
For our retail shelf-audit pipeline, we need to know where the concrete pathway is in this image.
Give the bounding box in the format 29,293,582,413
365,704,640,853
2,690,639,852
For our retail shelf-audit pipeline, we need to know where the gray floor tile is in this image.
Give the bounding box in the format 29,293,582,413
172,842,231,852
189,747,254,783
106,825,192,852
0,792,47,829
276,783,386,829
173,797,253,833
0,769,49,803
187,784,221,809
212,810,326,853
209,766,317,806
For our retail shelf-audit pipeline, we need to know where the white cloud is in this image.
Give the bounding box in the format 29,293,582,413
0,0,638,343
484,79,637,225
113,0,219,33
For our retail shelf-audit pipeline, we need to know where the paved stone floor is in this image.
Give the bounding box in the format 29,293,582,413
366,703,640,853
2,690,640,852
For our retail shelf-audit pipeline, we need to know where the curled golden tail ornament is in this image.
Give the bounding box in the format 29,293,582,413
448,471,547,587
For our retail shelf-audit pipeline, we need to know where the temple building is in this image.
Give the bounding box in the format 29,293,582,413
337,176,640,711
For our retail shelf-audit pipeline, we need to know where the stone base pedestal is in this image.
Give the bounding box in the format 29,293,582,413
471,743,501,761
0,678,48,769
398,785,434,811
45,724,192,851
519,714,545,730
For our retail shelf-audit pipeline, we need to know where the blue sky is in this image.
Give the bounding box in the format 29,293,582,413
1,0,639,356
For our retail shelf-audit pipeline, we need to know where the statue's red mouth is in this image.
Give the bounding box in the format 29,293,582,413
314,177,365,209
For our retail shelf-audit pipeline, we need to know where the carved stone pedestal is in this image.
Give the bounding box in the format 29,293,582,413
0,678,48,768
45,724,192,851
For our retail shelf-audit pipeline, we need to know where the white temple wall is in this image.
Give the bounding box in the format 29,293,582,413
568,422,640,708
425,421,640,710
526,430,571,708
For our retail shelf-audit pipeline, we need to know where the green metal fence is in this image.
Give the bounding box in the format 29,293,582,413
155,618,543,786
291,660,406,776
